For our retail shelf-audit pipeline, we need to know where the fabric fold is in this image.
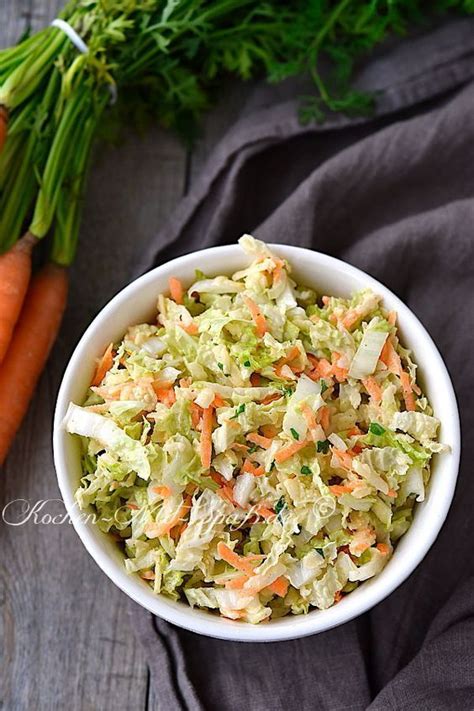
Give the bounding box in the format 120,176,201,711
133,17,474,711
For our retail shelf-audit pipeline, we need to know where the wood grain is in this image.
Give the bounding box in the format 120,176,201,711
0,3,245,708
0,2,186,710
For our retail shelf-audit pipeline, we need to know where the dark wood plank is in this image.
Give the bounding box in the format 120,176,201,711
0,2,187,709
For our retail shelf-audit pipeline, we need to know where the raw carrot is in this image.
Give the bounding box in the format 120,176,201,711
0,232,37,365
91,342,114,386
329,484,352,496
152,485,172,498
379,338,402,374
250,372,261,386
0,105,8,154
0,263,68,464
243,296,268,337
200,406,214,469
274,439,308,463
246,432,272,449
331,448,354,471
224,573,250,589
256,503,275,519
168,276,184,304
400,370,416,411
362,376,382,405
261,393,281,405
140,570,156,580
331,352,348,382
155,386,176,407
380,339,416,411
151,494,191,537
242,458,265,477
260,424,278,438
212,394,228,407
180,321,199,335
267,576,289,598
317,405,330,431
190,402,201,428
377,543,390,555
341,309,360,330
217,542,255,576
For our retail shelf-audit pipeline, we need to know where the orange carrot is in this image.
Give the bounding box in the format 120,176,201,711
154,386,176,408
225,574,250,589
246,432,272,449
380,338,402,374
140,571,156,581
329,484,352,496
242,458,265,477
317,405,330,431
400,370,416,411
261,393,281,405
318,358,333,378
200,406,214,469
154,495,192,537
380,339,416,411
250,372,261,386
256,503,275,519
0,263,68,465
331,448,354,471
243,296,267,337
331,352,348,383
274,439,308,463
387,311,397,326
0,106,8,154
0,233,37,365
301,402,317,436
260,424,279,438
341,309,360,330
92,342,114,386
190,402,201,428
168,276,184,304
217,542,255,576
126,502,139,510
212,394,228,408
362,376,382,405
180,321,199,336
267,576,289,598
377,543,390,555
152,485,172,498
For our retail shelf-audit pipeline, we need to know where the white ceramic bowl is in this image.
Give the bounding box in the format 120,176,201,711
53,244,460,642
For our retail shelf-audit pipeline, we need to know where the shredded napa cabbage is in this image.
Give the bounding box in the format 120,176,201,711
65,235,446,623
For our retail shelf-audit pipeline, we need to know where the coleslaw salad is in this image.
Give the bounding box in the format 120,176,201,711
63,236,447,624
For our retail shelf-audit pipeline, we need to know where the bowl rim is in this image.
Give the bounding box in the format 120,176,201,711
53,243,461,642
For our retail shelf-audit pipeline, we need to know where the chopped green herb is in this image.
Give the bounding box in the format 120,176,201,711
320,379,328,394
248,444,258,454
290,428,300,441
300,465,312,475
315,547,324,557
231,404,246,419
317,439,330,454
243,359,251,367
217,362,224,371
282,385,294,396
275,496,286,521
369,422,386,436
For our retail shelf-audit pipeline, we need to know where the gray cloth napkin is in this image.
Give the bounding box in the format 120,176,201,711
134,17,474,711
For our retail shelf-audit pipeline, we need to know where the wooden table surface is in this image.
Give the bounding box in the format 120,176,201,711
0,4,241,708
